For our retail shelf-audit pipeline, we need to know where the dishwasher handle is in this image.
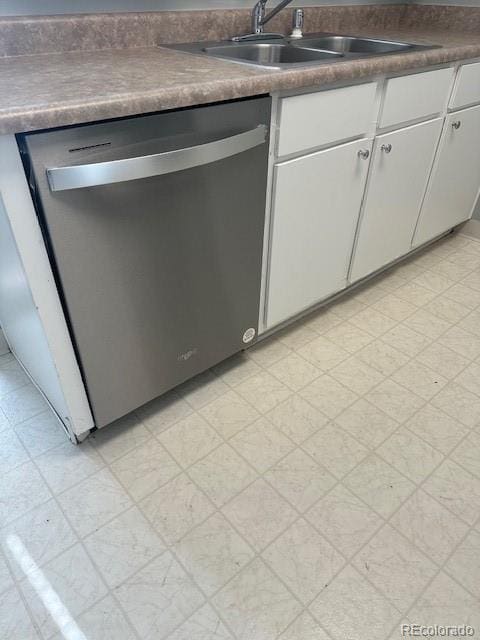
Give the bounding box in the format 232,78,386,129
46,124,268,192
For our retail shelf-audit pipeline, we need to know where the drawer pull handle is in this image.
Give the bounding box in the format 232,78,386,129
357,149,370,160
452,120,461,130
381,143,392,154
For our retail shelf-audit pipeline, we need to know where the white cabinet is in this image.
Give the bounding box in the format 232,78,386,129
450,61,480,110
266,138,372,328
351,118,443,282
413,105,480,246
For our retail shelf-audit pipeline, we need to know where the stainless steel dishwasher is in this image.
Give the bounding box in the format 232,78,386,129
20,97,271,428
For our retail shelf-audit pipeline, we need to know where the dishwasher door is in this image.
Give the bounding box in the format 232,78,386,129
22,97,271,428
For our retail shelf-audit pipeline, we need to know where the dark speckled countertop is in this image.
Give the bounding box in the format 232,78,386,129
1,20,480,134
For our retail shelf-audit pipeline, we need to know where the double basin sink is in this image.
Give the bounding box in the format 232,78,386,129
170,34,437,70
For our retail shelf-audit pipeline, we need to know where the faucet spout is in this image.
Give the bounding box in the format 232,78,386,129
251,0,295,34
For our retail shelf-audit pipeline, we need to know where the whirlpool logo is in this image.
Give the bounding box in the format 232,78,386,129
178,348,198,362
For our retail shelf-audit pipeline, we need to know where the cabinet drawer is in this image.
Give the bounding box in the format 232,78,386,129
450,62,480,110
379,67,454,128
277,82,377,157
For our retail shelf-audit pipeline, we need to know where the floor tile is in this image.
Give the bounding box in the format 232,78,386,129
330,295,367,318
0,428,29,473
230,416,294,473
451,430,480,479
247,337,292,368
212,558,302,640
455,360,480,396
335,398,399,449
1,499,77,580
265,448,336,512
459,308,480,338
14,410,66,458
438,325,480,359
177,370,229,410
51,594,137,640
377,427,444,484
391,489,468,564
300,375,358,419
423,459,480,525
365,379,424,423
371,293,417,321
445,530,480,598
115,552,204,640
302,423,368,479
0,586,40,640
212,352,262,387
297,335,350,371
0,461,51,526
462,268,480,292
310,565,401,640
58,468,132,538
279,611,331,640
402,309,451,340
416,342,470,380
263,518,344,604
0,360,29,398
235,370,292,414
267,352,321,392
411,270,455,293
391,360,447,401
0,407,9,433
357,339,410,376
140,473,215,545
84,506,165,588
304,306,342,334
409,571,480,629
35,440,104,494
330,356,384,395
432,381,480,428
306,484,383,559
158,413,222,468
266,395,328,445
175,512,254,596
323,320,374,354
166,603,233,640
345,454,415,518
393,281,437,306
199,390,260,439
21,543,107,639
88,413,150,463
349,307,397,337
447,249,480,270
110,438,181,501
222,479,296,552
354,524,436,612
381,324,432,357
278,322,318,350
423,295,470,323
444,282,480,309
188,443,257,508
135,390,193,435
404,404,468,455
0,384,47,425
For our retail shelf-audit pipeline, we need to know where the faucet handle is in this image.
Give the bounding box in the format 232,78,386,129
290,8,304,38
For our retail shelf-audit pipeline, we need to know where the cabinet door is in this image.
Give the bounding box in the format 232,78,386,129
350,118,443,282
413,105,480,246
266,138,372,328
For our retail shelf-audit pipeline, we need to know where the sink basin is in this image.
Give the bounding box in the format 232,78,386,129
202,43,342,68
295,35,414,55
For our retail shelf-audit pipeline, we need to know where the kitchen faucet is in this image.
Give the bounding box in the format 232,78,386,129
252,0,295,34
232,0,296,41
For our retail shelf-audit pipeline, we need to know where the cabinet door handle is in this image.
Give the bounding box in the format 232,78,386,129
357,149,370,160
380,143,392,154
452,120,461,130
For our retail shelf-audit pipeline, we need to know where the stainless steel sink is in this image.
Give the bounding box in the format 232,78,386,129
168,33,438,69
294,35,415,55
203,43,343,67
